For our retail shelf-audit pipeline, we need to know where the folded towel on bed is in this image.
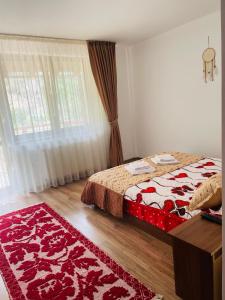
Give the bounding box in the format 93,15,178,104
151,154,179,165
125,160,155,175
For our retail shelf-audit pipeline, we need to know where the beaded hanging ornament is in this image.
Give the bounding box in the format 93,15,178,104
202,36,216,83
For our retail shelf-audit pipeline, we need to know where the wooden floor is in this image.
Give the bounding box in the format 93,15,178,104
0,180,180,300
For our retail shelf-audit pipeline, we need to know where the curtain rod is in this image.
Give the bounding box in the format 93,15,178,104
0,33,86,44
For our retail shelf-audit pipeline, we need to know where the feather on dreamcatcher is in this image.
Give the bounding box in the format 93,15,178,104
202,36,216,83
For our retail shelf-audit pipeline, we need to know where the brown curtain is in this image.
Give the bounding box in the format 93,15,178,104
87,41,123,167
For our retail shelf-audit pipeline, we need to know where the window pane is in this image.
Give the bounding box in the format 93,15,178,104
55,71,85,128
5,72,51,135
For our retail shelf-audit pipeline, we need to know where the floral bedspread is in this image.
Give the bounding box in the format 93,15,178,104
124,157,221,231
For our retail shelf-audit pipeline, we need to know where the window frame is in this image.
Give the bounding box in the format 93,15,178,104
1,54,90,143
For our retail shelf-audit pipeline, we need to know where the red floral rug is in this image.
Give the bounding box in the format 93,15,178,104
0,203,162,300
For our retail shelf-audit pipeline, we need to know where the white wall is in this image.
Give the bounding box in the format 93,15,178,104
116,44,137,159
131,12,221,158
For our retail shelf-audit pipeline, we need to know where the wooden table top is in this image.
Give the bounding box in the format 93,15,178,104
170,214,222,255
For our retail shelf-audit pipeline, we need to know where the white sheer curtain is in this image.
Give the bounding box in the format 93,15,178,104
0,37,110,194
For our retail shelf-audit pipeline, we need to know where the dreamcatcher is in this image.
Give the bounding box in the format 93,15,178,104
202,36,216,83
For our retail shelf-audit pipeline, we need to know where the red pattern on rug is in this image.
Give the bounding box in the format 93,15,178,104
0,203,159,300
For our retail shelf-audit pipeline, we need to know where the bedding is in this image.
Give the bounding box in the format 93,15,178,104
188,173,222,211
81,152,202,217
124,157,221,231
81,153,221,232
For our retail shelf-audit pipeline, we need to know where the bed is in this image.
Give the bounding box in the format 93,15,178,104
81,152,221,243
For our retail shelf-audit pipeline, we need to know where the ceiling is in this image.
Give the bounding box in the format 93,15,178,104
0,0,220,44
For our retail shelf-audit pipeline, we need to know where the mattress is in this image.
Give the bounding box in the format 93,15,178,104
124,157,221,232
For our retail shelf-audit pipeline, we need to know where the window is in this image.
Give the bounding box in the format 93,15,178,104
0,38,109,194
55,71,85,128
0,46,105,141
5,71,51,135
